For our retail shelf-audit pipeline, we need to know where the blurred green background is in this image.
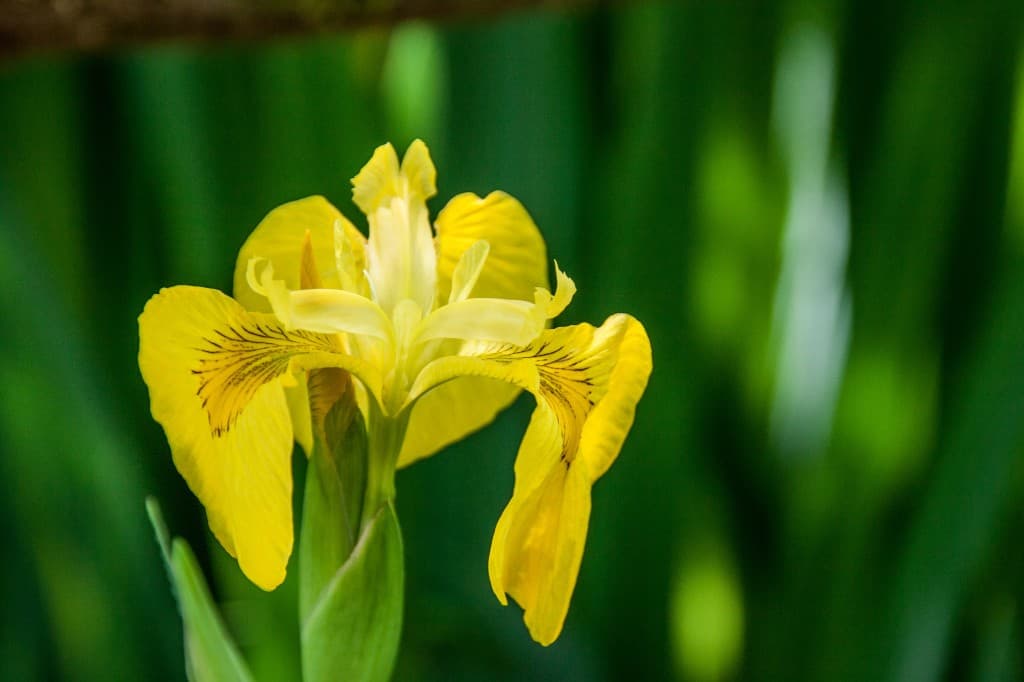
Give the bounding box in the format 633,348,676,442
2,0,1024,679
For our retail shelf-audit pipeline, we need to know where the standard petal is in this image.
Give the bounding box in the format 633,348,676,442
396,376,520,468
233,196,366,313
351,143,402,215
359,142,438,314
400,138,437,202
435,191,549,303
138,286,378,589
407,314,652,642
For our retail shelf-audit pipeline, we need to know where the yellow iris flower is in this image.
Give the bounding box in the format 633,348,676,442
138,140,651,645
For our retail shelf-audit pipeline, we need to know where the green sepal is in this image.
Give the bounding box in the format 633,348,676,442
299,395,368,623
146,497,255,682
300,503,404,682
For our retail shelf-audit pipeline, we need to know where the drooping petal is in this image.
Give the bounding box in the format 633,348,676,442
488,434,591,646
138,286,380,589
355,141,438,314
233,196,366,313
407,314,652,642
435,191,549,303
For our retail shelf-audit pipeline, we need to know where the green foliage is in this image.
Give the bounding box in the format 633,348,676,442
1,1,1023,680
147,499,255,682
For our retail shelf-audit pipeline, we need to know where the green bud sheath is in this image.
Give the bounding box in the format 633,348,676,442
301,504,404,682
299,383,369,623
299,371,405,682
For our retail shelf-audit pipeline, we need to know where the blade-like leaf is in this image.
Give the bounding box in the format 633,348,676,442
146,498,255,682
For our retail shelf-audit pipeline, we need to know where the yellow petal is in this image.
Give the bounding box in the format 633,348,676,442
352,143,402,215
238,219,364,456
416,297,538,345
410,314,651,476
352,140,437,213
397,376,520,468
358,142,438,315
448,239,490,304
416,266,576,346
435,191,549,303
138,286,377,589
233,196,366,313
400,138,438,201
408,314,652,642
488,434,591,646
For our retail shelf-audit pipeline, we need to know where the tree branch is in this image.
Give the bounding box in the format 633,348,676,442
0,0,594,60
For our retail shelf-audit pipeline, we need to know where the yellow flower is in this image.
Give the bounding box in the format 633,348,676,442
138,140,651,645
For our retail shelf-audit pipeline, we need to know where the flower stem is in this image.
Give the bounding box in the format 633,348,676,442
361,400,409,530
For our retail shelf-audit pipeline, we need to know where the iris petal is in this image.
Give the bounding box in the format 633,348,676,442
233,196,365,313
138,286,387,588
406,314,652,643
435,191,549,302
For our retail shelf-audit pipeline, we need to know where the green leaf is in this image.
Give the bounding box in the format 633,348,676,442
146,498,255,682
301,504,404,682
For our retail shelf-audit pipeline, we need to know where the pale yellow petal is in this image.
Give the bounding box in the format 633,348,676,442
138,286,380,589
286,288,393,342
417,267,575,347
233,196,366,313
435,191,549,303
448,240,490,304
359,142,438,314
416,297,538,345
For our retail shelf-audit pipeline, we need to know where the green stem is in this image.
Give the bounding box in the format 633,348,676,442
361,400,410,531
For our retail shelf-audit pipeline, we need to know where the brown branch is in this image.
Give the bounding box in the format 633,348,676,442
0,0,596,60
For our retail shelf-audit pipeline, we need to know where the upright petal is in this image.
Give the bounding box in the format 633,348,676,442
233,196,366,313
435,191,548,303
402,191,556,462
356,141,438,314
407,314,652,643
352,143,402,215
138,286,378,589
400,139,438,202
